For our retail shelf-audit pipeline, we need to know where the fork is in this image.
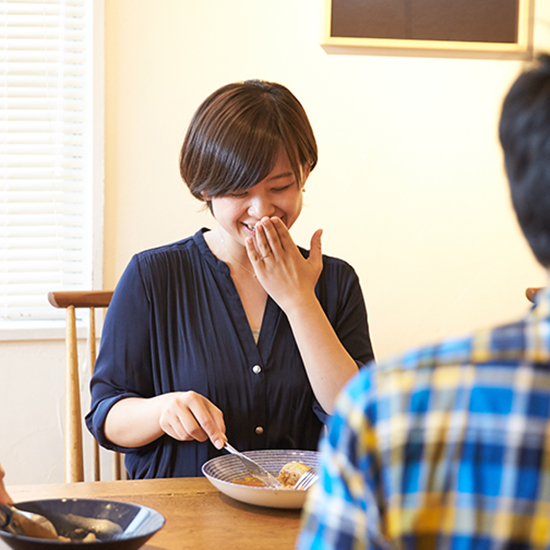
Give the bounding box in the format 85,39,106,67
294,468,318,490
223,442,283,488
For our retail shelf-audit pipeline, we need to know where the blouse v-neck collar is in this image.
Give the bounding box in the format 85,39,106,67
194,228,231,276
193,228,282,357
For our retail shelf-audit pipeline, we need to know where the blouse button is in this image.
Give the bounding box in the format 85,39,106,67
252,365,262,374
255,426,264,435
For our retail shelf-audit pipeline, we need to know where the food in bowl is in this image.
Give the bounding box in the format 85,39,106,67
202,449,319,508
278,461,311,486
233,460,311,489
57,529,97,543
0,498,165,549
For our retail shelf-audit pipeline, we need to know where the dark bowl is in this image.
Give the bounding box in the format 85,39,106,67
0,498,165,550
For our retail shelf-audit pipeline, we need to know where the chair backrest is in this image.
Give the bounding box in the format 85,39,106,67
526,287,542,303
47,290,122,483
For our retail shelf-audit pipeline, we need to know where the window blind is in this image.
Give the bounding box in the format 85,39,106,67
0,0,95,326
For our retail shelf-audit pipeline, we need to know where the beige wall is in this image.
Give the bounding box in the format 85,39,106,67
2,0,550,486
104,0,549,359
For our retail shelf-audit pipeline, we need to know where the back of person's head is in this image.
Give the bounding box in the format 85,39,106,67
180,80,318,209
500,53,550,267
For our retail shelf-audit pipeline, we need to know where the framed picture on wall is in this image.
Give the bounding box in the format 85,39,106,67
321,0,534,58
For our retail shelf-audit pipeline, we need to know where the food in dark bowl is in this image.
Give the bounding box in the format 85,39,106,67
0,498,165,550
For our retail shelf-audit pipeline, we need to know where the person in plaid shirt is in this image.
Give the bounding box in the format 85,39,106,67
297,53,550,550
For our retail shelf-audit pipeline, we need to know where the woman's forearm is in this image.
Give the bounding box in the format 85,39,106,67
104,396,167,447
285,297,359,413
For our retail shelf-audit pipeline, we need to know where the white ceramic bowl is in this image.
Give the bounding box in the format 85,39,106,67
202,449,319,509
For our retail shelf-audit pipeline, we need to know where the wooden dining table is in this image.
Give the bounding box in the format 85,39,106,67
2,477,304,549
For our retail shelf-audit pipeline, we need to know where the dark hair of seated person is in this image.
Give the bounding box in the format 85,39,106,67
499,53,550,267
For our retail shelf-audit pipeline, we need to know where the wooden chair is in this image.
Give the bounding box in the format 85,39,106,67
526,287,542,303
47,290,123,483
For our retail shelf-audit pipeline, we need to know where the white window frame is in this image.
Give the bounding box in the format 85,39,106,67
0,0,104,342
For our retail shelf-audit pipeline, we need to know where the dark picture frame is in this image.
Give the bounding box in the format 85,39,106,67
321,0,534,58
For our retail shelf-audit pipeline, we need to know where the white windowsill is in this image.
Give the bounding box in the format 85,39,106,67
0,322,90,342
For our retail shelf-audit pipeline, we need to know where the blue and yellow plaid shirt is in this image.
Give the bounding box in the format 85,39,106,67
297,286,550,550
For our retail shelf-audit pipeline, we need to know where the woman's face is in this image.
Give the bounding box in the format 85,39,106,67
208,153,307,248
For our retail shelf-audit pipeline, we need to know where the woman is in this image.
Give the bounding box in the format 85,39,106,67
86,80,374,478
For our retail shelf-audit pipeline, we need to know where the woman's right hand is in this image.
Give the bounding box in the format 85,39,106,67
158,391,227,450
0,462,13,505
105,391,227,451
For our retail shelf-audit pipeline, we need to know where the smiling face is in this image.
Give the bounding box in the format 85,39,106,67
207,152,307,249
180,80,318,213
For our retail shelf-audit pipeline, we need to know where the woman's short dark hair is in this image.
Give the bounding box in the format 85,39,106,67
179,80,318,207
499,53,550,267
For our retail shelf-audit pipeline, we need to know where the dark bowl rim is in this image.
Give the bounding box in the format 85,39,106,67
0,497,166,545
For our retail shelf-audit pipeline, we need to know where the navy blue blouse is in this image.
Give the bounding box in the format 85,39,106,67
85,229,374,478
